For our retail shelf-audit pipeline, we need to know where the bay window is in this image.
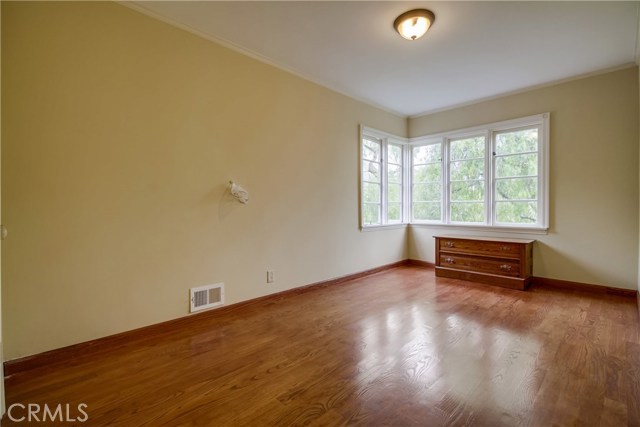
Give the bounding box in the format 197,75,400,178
360,113,549,232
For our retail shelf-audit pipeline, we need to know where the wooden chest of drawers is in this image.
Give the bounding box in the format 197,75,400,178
434,235,534,290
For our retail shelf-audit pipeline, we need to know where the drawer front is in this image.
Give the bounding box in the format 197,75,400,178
439,254,521,277
439,239,521,257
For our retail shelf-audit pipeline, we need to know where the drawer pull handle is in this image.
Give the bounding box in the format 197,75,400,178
500,245,510,251
444,241,455,248
500,264,512,271
444,257,455,264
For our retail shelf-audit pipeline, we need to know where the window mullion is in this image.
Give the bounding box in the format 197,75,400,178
443,138,450,225
403,143,411,224
489,131,496,226
381,138,388,225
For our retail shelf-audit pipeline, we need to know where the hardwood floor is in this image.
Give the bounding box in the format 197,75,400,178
3,266,639,426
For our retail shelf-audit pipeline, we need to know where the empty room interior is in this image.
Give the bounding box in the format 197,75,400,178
1,1,640,426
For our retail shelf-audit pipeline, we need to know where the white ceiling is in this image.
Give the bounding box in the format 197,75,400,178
129,1,639,117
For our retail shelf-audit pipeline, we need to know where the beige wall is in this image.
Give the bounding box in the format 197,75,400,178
409,67,639,290
1,2,407,360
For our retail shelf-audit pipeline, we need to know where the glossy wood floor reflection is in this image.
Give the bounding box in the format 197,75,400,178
3,266,640,427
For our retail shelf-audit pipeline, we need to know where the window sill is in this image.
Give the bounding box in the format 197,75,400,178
408,222,549,235
360,223,409,232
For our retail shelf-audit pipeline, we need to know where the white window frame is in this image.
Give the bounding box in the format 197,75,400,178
359,126,409,230
409,113,550,233
491,123,545,228
386,141,406,225
409,137,444,224
445,131,490,226
360,113,549,234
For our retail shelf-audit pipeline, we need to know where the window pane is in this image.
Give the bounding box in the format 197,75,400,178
413,142,442,221
362,182,380,203
450,202,485,223
496,177,537,200
495,153,538,178
496,201,537,224
363,139,380,161
388,203,401,221
494,127,540,225
413,183,441,202
413,144,441,164
450,136,485,161
449,137,486,224
363,203,381,225
362,160,380,183
450,159,484,181
388,144,402,164
496,128,538,155
413,202,441,221
450,181,484,202
388,183,402,203
413,164,441,183
388,164,401,184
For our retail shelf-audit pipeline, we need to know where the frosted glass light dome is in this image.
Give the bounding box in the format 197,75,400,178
394,9,435,41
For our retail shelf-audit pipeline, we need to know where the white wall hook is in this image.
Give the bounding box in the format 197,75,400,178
229,181,249,204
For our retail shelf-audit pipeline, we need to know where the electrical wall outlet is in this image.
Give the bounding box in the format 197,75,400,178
266,270,274,283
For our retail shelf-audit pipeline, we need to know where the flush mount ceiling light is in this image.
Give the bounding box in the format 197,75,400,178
394,9,435,41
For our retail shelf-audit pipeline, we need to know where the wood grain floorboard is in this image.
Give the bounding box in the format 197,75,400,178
2,266,639,426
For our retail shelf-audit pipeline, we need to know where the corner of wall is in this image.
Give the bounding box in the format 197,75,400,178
635,61,640,320
637,64,640,318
